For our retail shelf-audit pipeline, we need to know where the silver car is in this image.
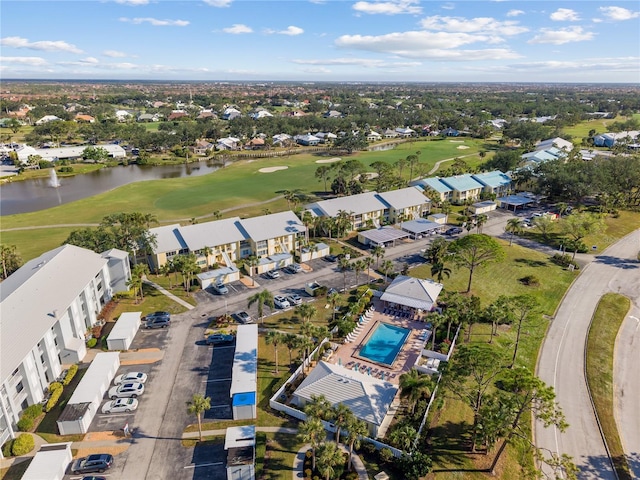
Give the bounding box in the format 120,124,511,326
101,398,138,414
114,372,148,385
108,382,144,399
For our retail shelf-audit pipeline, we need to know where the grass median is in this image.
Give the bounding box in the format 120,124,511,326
586,293,632,480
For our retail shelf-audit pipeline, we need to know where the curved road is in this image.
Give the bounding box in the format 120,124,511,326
535,229,640,479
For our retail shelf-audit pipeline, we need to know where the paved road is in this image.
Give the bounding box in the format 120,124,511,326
535,229,640,479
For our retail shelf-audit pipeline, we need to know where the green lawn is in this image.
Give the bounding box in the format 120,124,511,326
0,227,77,262
110,283,191,319
260,432,302,480
560,117,621,140
586,293,632,480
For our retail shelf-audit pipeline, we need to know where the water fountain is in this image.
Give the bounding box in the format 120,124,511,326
49,168,61,188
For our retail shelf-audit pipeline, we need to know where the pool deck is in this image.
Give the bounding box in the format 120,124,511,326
327,299,432,385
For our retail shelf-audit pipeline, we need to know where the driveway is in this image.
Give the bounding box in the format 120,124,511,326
535,229,640,479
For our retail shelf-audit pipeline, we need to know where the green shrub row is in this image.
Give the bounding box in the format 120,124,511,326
11,434,35,456
44,383,64,412
63,365,78,385
86,338,97,348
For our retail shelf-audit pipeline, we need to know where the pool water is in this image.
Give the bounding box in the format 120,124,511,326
358,323,411,366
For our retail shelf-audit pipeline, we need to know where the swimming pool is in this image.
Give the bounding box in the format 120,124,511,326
358,323,411,366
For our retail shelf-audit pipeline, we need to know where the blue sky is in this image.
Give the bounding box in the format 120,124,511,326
1,0,639,82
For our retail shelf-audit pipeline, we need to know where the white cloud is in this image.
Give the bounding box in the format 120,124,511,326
442,3,455,10
103,50,128,58
265,26,304,35
506,57,640,73
506,9,524,17
550,8,580,21
300,67,332,74
352,0,422,15
592,18,603,23
528,26,594,45
0,36,83,53
292,57,421,68
309,0,326,3
0,56,48,66
419,15,528,36
58,57,101,66
203,0,232,7
335,31,521,60
119,17,189,26
223,24,253,34
114,0,149,5
598,6,640,21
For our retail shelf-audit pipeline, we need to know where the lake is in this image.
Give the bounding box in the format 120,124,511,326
0,162,221,216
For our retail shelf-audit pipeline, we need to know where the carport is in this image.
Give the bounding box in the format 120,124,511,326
57,352,120,435
399,219,442,239
357,227,410,247
21,442,72,480
496,194,536,212
198,265,240,289
107,311,140,351
230,324,257,420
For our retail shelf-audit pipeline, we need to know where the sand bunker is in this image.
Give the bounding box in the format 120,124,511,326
456,145,470,150
449,140,465,143
354,172,379,181
315,157,342,164
259,166,289,173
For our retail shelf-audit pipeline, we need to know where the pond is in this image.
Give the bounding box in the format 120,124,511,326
366,143,398,152
0,161,221,215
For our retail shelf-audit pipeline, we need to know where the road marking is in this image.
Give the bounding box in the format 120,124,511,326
98,413,134,417
184,461,224,469
202,378,232,383
209,404,230,408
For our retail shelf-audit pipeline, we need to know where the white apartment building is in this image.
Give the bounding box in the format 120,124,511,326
0,245,130,450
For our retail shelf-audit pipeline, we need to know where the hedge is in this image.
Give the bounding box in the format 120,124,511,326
22,404,42,419
45,386,63,412
16,417,34,432
63,364,78,385
2,439,14,457
11,434,35,456
49,382,63,392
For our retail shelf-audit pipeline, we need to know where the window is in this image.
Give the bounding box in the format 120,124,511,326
21,399,29,411
16,381,24,394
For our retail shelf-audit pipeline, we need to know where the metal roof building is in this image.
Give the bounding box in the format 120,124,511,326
237,211,306,242
178,217,245,252
231,324,258,420
21,442,73,480
306,191,385,218
380,275,443,312
357,227,410,247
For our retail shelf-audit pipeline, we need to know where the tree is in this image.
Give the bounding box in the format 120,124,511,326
332,403,353,442
283,333,302,366
247,289,274,323
379,259,394,282
316,441,345,480
423,237,452,282
327,290,341,322
315,165,332,193
127,263,149,302
533,215,554,241
304,394,333,421
505,218,523,246
100,212,158,264
334,131,368,153
399,368,433,414
442,344,506,451
389,424,417,451
298,418,326,471
372,245,385,268
187,394,211,442
478,367,568,475
483,295,514,343
396,451,433,480
450,234,505,293
507,295,539,367
82,146,110,163
295,303,317,324
334,210,353,238
362,256,374,283
475,214,488,234
0,244,22,279
352,259,365,286
338,257,351,291
561,212,606,260
265,329,283,373
174,253,198,292
245,255,259,286
344,416,368,471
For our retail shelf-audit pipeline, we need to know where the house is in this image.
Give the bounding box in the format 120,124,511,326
197,110,216,120
137,113,161,122
74,114,95,123
471,170,512,197
225,425,256,480
292,361,398,437
469,200,497,215
15,144,126,164
147,223,189,271
395,127,415,137
440,127,459,137
593,131,640,148
250,109,273,120
377,186,431,223
366,131,382,142
217,137,241,150
193,140,215,156
410,177,453,203
306,191,386,230
323,110,343,118
315,132,337,143
168,111,188,121
294,134,321,146
114,110,132,122
535,137,573,152
222,107,241,121
439,174,484,204
35,115,61,125
383,129,399,139
521,146,566,166
245,138,265,150
0,245,130,446
380,275,443,313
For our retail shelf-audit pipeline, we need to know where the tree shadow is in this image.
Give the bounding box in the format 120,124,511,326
514,258,548,267
577,452,622,479
594,255,639,270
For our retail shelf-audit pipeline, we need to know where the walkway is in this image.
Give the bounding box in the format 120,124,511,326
181,426,297,439
0,433,47,469
293,442,369,480
143,279,195,310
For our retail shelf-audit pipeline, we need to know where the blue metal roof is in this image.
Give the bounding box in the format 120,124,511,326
232,392,256,406
472,171,511,189
440,174,484,192
419,177,452,193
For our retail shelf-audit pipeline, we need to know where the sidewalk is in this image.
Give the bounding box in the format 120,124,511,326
0,432,47,469
182,425,297,439
143,279,195,310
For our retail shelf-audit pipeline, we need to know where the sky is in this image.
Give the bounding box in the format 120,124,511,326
1,0,639,83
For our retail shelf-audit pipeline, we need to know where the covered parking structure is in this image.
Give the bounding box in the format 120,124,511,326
106,311,140,351
21,442,72,480
399,219,443,239
231,324,257,420
357,227,410,248
496,194,537,212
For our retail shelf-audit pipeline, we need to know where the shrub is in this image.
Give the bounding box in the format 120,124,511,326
305,450,312,459
379,447,394,463
86,338,97,348
22,404,42,420
551,254,580,270
16,417,34,432
519,275,540,287
45,386,63,412
49,382,63,392
11,434,35,456
2,439,14,457
304,468,312,479
58,166,74,173
63,365,78,385
362,441,376,454
38,160,54,169
344,472,359,480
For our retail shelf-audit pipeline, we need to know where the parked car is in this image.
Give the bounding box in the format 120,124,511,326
233,311,253,324
287,293,302,306
205,333,235,345
71,454,113,474
109,382,144,399
81,477,107,480
144,316,170,329
274,295,291,309
144,311,170,321
114,372,148,385
443,227,463,236
266,270,280,279
211,282,229,294
101,398,138,414
324,254,338,263
285,263,302,273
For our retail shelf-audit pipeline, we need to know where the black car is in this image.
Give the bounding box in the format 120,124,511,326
71,454,113,474
443,227,463,236
205,333,235,345
82,477,107,480
324,254,338,262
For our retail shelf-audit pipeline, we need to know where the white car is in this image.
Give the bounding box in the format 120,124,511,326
266,270,280,279
108,382,145,399
274,295,291,309
114,372,148,385
101,398,138,414
287,294,302,306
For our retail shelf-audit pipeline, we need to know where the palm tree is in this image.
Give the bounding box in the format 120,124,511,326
430,261,451,283
296,303,317,324
389,424,417,451
245,255,259,286
353,259,365,286
298,335,315,371
187,394,211,442
304,394,333,421
344,416,368,471
505,218,524,246
316,441,345,480
379,259,394,282
475,213,488,233
334,210,353,239
338,257,351,292
127,274,143,303
372,245,385,268
265,330,284,373
327,290,341,322
429,314,446,351
297,417,326,471
247,289,274,323
399,368,433,414
332,403,353,442
202,246,213,268
283,333,302,366
127,263,149,302
362,256,374,283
